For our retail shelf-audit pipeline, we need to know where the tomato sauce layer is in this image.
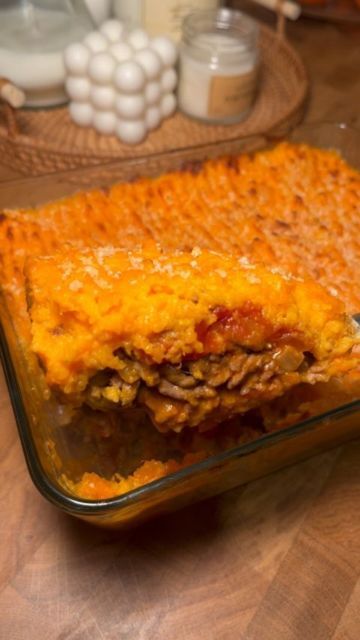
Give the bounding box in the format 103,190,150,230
193,302,306,357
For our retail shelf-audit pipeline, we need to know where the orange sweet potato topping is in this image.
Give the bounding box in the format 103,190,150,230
1,142,360,336
63,454,204,501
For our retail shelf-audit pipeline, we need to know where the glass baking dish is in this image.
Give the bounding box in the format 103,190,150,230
1,122,359,528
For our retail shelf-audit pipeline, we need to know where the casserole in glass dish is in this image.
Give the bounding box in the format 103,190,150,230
0,122,359,527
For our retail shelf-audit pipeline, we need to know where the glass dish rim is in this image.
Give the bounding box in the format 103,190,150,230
1,119,359,516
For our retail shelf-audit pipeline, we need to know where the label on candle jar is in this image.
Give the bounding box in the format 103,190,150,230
208,69,258,119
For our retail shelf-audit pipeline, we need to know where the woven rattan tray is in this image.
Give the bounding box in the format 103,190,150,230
0,24,307,176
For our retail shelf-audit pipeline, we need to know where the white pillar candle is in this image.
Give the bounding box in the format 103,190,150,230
0,4,92,107
113,0,219,41
178,9,259,125
83,0,112,26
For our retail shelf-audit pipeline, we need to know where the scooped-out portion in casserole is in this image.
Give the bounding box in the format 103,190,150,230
26,246,359,434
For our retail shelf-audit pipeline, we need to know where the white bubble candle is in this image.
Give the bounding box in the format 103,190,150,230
64,21,178,145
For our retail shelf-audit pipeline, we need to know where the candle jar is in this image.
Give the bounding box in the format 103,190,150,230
0,0,94,108
178,8,259,124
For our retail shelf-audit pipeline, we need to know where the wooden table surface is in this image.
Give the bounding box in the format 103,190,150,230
1,15,360,640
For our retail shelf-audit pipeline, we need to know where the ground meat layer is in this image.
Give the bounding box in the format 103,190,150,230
84,344,328,432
